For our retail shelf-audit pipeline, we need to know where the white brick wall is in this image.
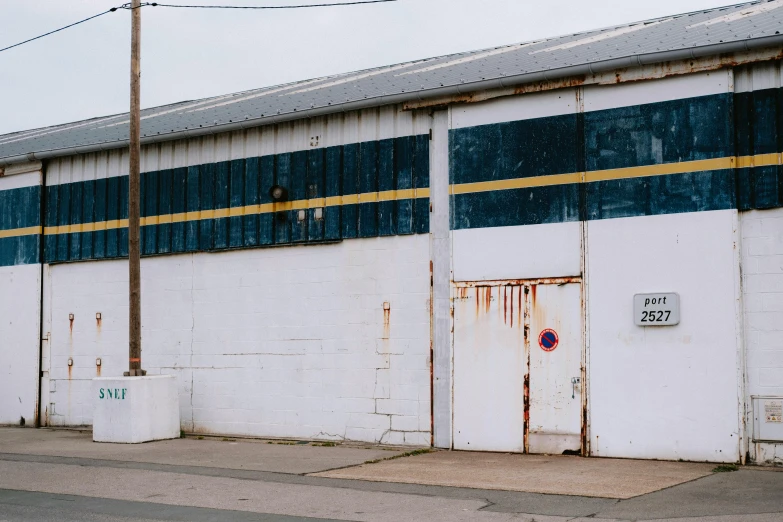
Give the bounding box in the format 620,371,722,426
741,208,783,464
45,234,432,445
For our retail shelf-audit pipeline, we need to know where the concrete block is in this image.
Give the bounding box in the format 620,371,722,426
92,375,180,443
376,399,419,416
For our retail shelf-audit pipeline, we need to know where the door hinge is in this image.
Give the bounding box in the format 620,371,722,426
429,129,433,141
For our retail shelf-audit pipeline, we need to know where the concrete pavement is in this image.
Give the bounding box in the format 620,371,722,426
0,427,405,475
0,427,781,521
313,449,716,498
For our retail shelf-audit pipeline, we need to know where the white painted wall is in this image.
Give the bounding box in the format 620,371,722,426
587,210,742,462
452,223,582,281
0,263,40,426
741,207,783,464
46,234,432,445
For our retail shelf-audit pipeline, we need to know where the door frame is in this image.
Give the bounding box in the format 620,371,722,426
451,276,588,455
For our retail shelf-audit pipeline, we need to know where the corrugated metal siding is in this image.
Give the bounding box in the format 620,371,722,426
735,61,783,210
42,107,431,264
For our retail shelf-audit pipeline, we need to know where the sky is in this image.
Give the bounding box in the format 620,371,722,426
0,0,741,135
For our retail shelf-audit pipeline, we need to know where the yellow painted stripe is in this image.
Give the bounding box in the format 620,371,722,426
450,172,583,195
2,152,777,240
736,153,781,169
584,157,735,183
0,226,42,239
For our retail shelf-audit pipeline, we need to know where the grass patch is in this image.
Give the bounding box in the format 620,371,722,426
197,436,204,440
713,464,739,473
313,441,337,447
221,438,236,442
364,448,432,465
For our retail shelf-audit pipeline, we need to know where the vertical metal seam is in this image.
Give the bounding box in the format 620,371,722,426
36,164,47,428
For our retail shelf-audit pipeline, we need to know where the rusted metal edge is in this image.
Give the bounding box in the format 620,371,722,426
453,277,581,288
404,46,783,110
3,37,783,167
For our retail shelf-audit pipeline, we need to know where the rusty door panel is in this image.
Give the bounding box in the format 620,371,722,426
527,282,583,454
453,284,526,452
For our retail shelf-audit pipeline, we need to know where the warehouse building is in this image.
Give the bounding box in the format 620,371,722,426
2,0,783,464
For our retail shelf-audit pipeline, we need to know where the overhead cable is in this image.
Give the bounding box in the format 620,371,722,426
0,7,122,54
0,0,397,54
149,1,396,9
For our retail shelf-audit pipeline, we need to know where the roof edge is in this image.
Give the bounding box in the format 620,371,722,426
3,33,783,167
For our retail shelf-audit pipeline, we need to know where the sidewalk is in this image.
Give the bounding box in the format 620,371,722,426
0,427,406,475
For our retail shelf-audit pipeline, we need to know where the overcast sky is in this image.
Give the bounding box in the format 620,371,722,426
0,0,740,135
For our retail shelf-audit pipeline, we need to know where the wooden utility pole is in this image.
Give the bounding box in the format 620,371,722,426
126,0,144,377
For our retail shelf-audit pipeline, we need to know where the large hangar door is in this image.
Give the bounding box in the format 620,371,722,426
453,281,583,454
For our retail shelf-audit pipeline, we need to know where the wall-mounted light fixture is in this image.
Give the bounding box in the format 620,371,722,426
269,185,289,202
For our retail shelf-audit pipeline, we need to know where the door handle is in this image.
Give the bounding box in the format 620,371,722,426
571,377,581,399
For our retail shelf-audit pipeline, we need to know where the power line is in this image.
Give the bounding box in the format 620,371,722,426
0,0,398,54
151,1,397,8
0,7,122,54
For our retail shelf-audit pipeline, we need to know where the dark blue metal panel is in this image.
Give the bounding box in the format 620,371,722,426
378,139,395,237
0,185,41,266
81,179,94,260
171,167,187,253
291,151,308,243
395,136,414,236
213,161,230,250
106,176,119,258
243,157,259,247
324,146,342,240
158,169,173,254
451,114,579,185
413,134,430,235
275,153,292,244
143,170,158,255
341,143,359,239
259,155,275,245
452,185,580,230
93,178,107,259
185,166,200,252
229,159,245,248
307,148,325,241
585,94,732,172
44,185,58,263
0,236,39,267
736,88,782,209
358,141,378,238
118,175,129,258
69,181,82,261
56,182,71,262
198,163,215,252
586,170,734,221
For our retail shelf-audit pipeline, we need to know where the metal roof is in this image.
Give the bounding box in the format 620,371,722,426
2,0,783,165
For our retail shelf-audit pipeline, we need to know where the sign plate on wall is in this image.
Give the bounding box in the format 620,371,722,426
634,293,680,326
538,329,559,352
766,400,783,424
